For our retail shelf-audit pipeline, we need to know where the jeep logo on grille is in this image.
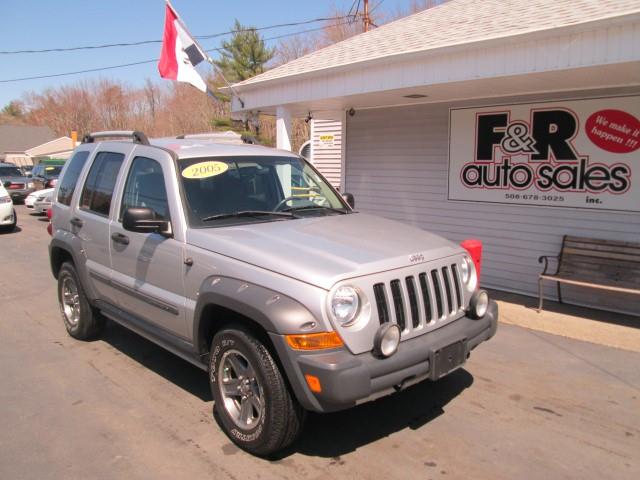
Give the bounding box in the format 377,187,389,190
409,253,425,263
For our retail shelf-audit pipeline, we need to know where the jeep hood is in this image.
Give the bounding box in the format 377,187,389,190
186,213,463,290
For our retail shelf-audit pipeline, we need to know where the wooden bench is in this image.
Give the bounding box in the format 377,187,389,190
537,235,640,312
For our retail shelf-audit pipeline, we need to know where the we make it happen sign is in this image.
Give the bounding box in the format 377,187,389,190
448,96,640,213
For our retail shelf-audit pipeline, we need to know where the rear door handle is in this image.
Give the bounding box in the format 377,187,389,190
111,232,130,245
70,217,83,228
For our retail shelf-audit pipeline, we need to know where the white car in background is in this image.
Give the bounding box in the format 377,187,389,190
0,182,17,232
33,188,55,214
25,187,54,209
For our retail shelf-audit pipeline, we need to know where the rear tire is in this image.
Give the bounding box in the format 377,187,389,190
57,262,105,340
209,327,305,457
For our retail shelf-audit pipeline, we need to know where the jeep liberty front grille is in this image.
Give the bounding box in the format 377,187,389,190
373,264,464,333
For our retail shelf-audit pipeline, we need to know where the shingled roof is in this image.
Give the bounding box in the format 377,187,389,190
0,125,55,158
235,0,640,88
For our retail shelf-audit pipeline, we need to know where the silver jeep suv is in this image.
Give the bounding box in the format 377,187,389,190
49,131,497,456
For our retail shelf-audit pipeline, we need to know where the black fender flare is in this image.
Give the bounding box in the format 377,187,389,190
49,238,98,301
192,276,320,357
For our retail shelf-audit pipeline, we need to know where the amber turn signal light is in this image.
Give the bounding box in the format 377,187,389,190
285,331,343,350
305,374,322,393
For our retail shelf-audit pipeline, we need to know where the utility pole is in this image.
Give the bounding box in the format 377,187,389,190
363,0,371,32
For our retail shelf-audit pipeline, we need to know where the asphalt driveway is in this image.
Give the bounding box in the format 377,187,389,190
1,205,638,480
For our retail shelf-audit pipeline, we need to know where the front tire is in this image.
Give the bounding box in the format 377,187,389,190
209,327,305,456
57,262,105,340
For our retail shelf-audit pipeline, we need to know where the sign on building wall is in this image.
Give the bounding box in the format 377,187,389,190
318,134,335,148
448,96,640,213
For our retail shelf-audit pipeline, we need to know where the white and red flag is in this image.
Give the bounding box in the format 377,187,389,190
158,1,208,92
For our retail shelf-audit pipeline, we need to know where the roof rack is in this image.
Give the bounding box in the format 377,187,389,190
82,130,150,145
175,131,260,145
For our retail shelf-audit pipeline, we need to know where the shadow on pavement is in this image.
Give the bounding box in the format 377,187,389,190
101,321,212,402
282,368,473,459
100,320,473,458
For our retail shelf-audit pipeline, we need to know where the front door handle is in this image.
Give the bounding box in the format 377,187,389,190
70,217,83,228
111,232,130,245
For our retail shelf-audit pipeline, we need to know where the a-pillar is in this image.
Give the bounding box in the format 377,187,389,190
276,106,292,151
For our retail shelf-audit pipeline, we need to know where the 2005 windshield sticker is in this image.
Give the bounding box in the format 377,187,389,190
448,96,640,212
181,161,229,179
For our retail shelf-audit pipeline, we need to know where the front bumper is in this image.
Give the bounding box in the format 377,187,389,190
271,300,498,413
0,207,15,225
34,201,52,214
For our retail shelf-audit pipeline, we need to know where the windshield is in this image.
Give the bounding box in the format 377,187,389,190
179,155,349,226
0,166,24,177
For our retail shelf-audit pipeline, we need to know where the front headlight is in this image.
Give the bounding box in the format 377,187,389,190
460,256,470,283
330,286,360,326
0,195,11,204
461,256,477,290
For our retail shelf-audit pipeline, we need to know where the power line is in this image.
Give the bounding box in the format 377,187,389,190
0,15,353,55
370,0,386,13
0,21,352,84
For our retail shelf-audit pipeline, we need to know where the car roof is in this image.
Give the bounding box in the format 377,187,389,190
82,137,300,161
150,138,300,161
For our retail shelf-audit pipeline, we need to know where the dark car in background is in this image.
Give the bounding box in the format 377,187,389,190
31,164,63,191
0,162,34,203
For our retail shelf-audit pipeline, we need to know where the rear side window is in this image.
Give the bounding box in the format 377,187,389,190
57,151,90,206
80,152,124,216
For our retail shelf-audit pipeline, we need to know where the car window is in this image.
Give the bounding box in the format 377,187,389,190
120,156,169,221
179,155,346,226
0,166,23,177
57,151,90,206
79,152,125,216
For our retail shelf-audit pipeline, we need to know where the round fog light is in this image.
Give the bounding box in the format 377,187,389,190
373,323,401,358
469,289,489,319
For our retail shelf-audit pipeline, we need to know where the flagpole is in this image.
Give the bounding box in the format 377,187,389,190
165,0,245,108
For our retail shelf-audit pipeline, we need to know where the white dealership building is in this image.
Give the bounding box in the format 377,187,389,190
228,0,640,314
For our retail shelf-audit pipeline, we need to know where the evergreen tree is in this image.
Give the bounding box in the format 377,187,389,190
214,20,275,82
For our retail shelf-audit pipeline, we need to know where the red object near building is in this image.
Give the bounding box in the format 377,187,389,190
461,239,483,282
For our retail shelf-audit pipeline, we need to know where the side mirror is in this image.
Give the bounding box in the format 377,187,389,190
122,207,171,236
342,192,355,209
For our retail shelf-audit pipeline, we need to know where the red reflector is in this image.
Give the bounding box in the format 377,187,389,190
47,223,52,236
461,239,482,282
47,208,53,220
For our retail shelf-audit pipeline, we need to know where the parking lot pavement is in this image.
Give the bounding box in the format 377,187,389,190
1,205,639,480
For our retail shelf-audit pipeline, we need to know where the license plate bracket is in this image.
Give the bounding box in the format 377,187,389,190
432,340,466,380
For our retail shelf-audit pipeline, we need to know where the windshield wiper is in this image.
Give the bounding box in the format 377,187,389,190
282,205,347,214
201,210,298,222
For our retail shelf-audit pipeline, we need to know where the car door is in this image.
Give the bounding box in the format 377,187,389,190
109,147,188,339
72,148,128,305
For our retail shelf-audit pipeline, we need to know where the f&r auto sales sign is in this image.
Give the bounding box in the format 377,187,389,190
448,96,640,213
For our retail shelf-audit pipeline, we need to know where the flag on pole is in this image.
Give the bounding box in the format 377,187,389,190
158,2,208,92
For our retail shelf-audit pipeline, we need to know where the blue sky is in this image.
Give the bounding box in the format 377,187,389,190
0,0,410,108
